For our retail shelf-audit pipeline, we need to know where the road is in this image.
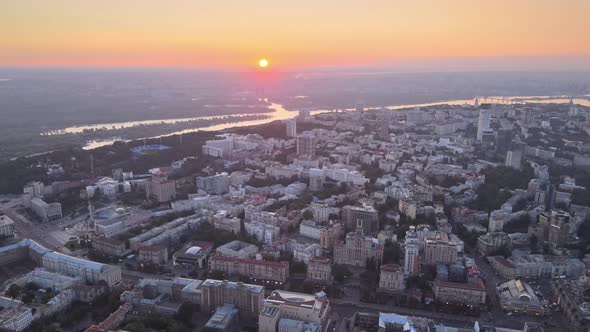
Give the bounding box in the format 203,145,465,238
331,299,478,329
0,197,69,252
474,256,564,331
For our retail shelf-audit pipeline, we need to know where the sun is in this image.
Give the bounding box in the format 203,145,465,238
258,58,269,68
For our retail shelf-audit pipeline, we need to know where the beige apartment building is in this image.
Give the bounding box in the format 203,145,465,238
200,279,264,321
306,256,332,284
379,264,405,293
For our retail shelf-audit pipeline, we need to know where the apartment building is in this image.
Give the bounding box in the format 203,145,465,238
433,279,486,306
379,264,405,293
200,279,264,321
306,256,332,284
138,245,168,265
196,173,230,195
145,174,176,203
424,234,458,265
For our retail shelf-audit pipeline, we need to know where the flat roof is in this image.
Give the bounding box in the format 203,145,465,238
201,279,264,293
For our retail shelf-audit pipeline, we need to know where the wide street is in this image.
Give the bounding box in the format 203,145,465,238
0,196,69,252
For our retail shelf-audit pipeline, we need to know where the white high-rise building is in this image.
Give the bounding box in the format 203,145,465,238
286,119,297,138
477,108,491,141
404,242,419,276
196,173,230,195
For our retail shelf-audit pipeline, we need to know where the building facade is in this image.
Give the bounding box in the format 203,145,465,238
259,290,330,332
333,224,383,267
379,264,405,293
208,254,289,283
306,256,332,284
200,279,264,321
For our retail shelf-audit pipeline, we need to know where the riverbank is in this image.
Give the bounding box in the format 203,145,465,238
2,95,588,161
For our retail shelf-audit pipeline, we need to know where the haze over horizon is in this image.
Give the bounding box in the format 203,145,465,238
2,0,590,70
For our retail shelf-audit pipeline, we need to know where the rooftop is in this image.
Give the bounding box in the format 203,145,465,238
209,253,288,268
0,215,14,226
434,278,485,291
201,279,264,294
205,304,238,329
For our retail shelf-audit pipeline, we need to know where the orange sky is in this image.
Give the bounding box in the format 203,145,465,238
1,0,589,68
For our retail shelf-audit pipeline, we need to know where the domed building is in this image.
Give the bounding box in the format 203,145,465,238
497,279,547,316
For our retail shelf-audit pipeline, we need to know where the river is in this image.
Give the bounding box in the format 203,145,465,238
58,95,590,150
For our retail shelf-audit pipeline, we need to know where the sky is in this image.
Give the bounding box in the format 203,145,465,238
1,0,590,70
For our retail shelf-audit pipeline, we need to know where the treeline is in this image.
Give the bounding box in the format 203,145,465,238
0,130,217,194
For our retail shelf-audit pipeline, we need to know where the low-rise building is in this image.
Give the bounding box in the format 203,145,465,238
172,242,213,269
433,278,486,306
215,240,259,259
208,254,289,283
120,277,203,315
30,198,62,222
128,216,191,251
497,279,547,316
377,313,425,332
0,297,34,331
488,255,585,279
204,304,239,332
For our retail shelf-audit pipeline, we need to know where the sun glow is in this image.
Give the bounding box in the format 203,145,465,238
258,58,269,68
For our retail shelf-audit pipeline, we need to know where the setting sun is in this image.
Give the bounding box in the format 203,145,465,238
258,58,269,68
